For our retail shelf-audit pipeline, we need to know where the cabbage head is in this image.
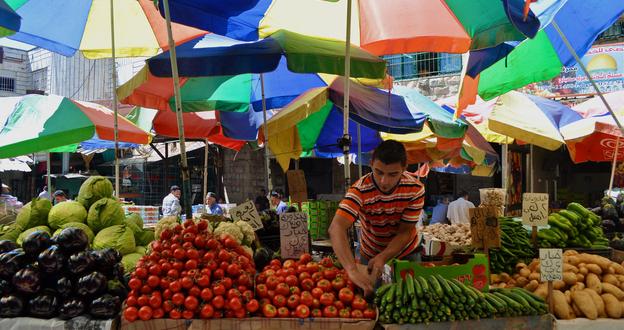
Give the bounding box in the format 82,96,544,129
125,218,142,237
53,222,95,243
134,246,147,255
48,201,87,230
136,230,154,246
16,198,52,230
92,225,135,255
0,224,23,242
17,226,51,246
121,253,142,273
126,213,143,229
77,176,113,209
87,198,125,232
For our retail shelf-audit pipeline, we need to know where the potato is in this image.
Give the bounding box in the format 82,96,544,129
586,273,602,293
576,273,585,283
564,290,571,304
516,262,528,270
512,273,520,280
612,263,624,275
529,259,540,271
571,282,585,292
579,254,611,271
571,290,598,320
586,264,603,275
554,280,566,290
508,279,517,286
615,275,624,283
603,274,620,287
500,273,511,282
584,289,606,318
519,268,531,278
564,263,579,273
564,250,579,256
571,302,582,317
529,272,541,281
563,272,577,286
535,283,549,299
565,255,580,265
552,290,571,319
601,293,622,318
524,280,539,292
602,282,624,300
607,266,615,274
579,266,589,275
490,274,501,283
516,276,529,287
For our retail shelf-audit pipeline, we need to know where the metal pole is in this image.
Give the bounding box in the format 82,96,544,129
163,0,192,219
109,0,120,198
203,139,209,199
342,0,353,190
530,145,534,193
260,74,272,192
608,137,620,196
357,124,362,178
46,153,52,200
502,143,509,193
552,21,624,135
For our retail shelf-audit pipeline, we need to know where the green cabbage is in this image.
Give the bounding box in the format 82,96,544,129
17,226,51,246
47,201,87,230
77,176,113,209
0,224,23,242
87,198,125,232
92,225,135,255
134,246,147,255
136,230,155,247
121,253,143,273
126,213,143,229
15,198,52,230
53,222,95,243
125,218,142,238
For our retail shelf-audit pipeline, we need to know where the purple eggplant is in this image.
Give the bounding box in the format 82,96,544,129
58,298,85,320
12,266,40,294
0,295,24,317
28,294,58,318
22,231,52,258
76,272,107,297
91,248,122,274
0,240,18,253
56,277,73,296
89,294,120,319
0,249,27,279
38,245,66,273
67,251,93,275
0,279,11,295
55,228,88,254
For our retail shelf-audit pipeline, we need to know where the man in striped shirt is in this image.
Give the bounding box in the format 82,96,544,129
329,140,424,295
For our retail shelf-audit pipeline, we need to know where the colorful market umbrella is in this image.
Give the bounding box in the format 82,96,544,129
0,0,20,37
572,91,624,119
159,0,539,55
0,94,152,158
458,0,624,113
5,0,205,58
561,113,624,163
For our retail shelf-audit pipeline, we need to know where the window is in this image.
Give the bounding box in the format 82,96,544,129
32,68,48,92
597,18,624,41
383,52,462,80
0,77,15,92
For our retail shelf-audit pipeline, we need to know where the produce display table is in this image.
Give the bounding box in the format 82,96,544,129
555,318,624,330
380,314,555,330
0,316,118,330
120,318,376,330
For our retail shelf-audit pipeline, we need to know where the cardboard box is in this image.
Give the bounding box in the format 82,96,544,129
189,318,376,330
380,314,554,330
120,318,187,330
422,235,468,257
392,254,490,291
123,205,160,227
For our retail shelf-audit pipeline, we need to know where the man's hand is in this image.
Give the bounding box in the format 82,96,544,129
366,254,386,283
346,266,374,296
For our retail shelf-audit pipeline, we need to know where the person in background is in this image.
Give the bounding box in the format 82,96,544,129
205,192,223,215
430,196,450,225
447,191,475,225
270,191,288,214
162,185,182,217
255,188,270,212
53,190,68,204
38,186,50,200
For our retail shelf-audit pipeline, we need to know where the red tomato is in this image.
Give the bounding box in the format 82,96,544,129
290,286,301,296
246,299,259,313
221,277,233,289
256,273,267,284
200,304,214,319
306,262,320,273
323,305,338,317
148,264,162,276
242,290,253,302
182,309,194,319
256,284,268,298
126,295,138,307
298,272,311,281
185,259,198,270
295,304,310,318
196,274,210,288
331,277,346,291
167,269,180,279
169,308,182,319
172,262,184,271
212,268,224,280
197,220,209,231
206,238,219,250
287,294,300,309
138,306,153,321
173,248,186,260
311,308,322,318
198,287,212,301
149,295,162,309
316,279,332,292
270,259,282,268
237,273,251,287
193,236,206,249
213,283,226,296
267,290,275,300
124,307,138,321
171,293,185,306
334,300,345,310
312,298,320,309
363,308,376,319
263,304,277,318
319,293,334,306
351,296,367,310
339,308,350,318
266,276,280,290
283,259,296,269
169,280,182,293
277,307,290,318
218,250,231,262
311,287,324,299
137,295,149,307
212,295,225,309
228,297,243,311
299,253,312,265
227,288,241,300
152,307,165,319
311,272,323,282
128,278,142,290
180,276,193,289
285,275,299,287
300,291,314,307
351,309,363,318
223,237,238,249
227,264,241,276
275,283,290,296
234,307,246,318
320,257,333,268
338,288,354,303
141,284,153,294
296,265,308,274
159,277,171,290
188,286,201,298
300,278,315,291
272,294,287,308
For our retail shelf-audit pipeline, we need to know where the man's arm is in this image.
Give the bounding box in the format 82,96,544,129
366,222,415,278
328,214,373,295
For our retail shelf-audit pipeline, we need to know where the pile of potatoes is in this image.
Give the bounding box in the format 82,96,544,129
490,250,624,319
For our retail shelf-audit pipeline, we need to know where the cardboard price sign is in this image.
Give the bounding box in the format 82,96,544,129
539,248,563,282
522,193,549,226
469,206,502,249
229,200,263,231
279,212,309,259
286,170,307,203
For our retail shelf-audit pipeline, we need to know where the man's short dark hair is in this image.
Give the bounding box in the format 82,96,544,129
372,140,407,166
53,190,66,197
459,190,469,198
170,185,181,192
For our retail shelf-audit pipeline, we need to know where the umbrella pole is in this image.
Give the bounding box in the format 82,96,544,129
552,21,624,135
260,73,272,192
109,0,120,198
203,139,209,200
530,144,534,193
163,0,192,219
357,123,362,178
502,142,508,194
47,153,52,200
608,137,621,197
342,0,353,190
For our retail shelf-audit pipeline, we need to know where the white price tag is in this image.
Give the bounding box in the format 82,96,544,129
522,193,549,226
279,212,309,259
539,248,563,282
229,200,263,231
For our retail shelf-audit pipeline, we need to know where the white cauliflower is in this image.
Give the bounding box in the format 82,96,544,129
154,216,179,239
213,221,244,244
234,221,255,246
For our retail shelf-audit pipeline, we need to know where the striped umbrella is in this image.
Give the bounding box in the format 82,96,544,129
0,0,20,37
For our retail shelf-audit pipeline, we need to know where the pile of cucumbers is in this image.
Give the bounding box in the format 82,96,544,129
490,217,534,274
541,202,608,249
375,274,547,324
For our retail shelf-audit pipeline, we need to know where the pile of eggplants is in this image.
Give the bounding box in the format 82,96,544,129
0,228,128,319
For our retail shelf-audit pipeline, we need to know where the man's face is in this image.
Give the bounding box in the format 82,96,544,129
371,159,405,193
172,190,181,198
271,196,280,205
54,196,66,204
206,196,216,206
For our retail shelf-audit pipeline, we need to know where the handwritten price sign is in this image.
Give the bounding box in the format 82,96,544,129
522,193,549,226
279,212,309,259
540,248,563,282
469,206,502,249
229,200,263,231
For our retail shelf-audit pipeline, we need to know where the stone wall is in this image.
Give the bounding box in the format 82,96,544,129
394,74,461,100
221,145,266,204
